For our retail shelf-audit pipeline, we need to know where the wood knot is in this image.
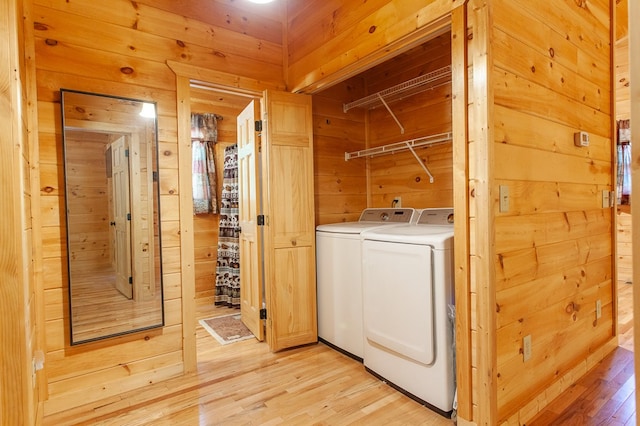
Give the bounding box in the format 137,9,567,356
291,240,297,246
176,40,186,48
415,176,421,183
45,39,58,46
42,186,54,193
213,51,226,58
33,22,48,31
549,47,555,58
369,25,376,34
120,66,134,75
530,65,535,73
163,150,172,156
144,335,150,341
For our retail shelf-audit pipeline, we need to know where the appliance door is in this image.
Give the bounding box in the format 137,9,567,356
362,240,434,365
316,231,364,358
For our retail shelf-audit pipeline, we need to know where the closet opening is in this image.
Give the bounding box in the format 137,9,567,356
311,26,465,418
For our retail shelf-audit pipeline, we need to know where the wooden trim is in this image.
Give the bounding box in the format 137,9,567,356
175,75,197,373
170,64,274,371
288,0,467,94
630,0,640,414
610,0,619,340
1,0,29,423
451,5,471,422
471,0,497,424
167,61,285,95
23,0,47,409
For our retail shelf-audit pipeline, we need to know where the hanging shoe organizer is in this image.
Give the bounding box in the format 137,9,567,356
343,65,452,183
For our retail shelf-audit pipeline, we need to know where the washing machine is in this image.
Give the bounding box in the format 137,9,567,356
361,208,455,415
316,208,417,361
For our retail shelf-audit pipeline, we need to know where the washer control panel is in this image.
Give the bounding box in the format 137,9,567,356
359,208,416,223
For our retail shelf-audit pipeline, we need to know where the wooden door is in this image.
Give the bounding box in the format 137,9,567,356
262,90,317,351
238,100,265,341
111,136,132,299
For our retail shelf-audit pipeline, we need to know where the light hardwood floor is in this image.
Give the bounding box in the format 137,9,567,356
44,282,635,425
44,298,453,425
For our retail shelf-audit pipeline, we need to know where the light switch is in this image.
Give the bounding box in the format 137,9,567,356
499,185,509,213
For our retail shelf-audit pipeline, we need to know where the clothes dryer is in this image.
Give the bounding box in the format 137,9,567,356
361,208,455,415
315,208,416,360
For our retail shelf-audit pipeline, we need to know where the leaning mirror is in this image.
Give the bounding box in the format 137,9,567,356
61,89,164,345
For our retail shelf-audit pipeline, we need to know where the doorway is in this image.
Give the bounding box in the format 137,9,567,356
188,83,263,351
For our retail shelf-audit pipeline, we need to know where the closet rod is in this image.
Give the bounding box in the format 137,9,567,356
344,132,452,161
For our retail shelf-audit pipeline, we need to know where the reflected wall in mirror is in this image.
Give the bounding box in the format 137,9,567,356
61,89,164,345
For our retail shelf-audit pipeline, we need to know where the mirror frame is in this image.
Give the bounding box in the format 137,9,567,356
60,89,165,345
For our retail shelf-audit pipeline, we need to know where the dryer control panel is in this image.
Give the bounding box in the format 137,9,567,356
417,208,454,225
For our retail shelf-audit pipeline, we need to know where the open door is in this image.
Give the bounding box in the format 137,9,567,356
261,90,317,351
110,135,133,299
238,100,265,341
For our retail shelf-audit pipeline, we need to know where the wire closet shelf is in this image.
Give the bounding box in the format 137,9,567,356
344,132,453,161
342,65,452,112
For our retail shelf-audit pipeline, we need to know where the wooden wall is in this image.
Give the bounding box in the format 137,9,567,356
490,0,615,422
1,0,38,423
312,77,368,225
30,0,284,414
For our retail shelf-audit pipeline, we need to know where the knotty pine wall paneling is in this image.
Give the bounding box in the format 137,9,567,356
491,0,615,422
312,79,368,225
2,0,42,423
30,0,285,415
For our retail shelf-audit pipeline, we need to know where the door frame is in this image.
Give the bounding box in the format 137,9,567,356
169,62,284,372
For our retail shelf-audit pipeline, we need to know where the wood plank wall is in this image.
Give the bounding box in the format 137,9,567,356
2,0,40,423
312,78,368,225
491,0,615,422
29,0,284,414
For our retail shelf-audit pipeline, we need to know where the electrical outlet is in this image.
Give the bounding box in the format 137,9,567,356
499,185,509,212
392,197,402,208
596,299,602,319
523,335,532,362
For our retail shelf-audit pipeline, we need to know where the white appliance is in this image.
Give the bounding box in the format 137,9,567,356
315,208,417,360
361,208,455,415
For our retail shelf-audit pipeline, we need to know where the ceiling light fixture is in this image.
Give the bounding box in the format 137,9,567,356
139,102,156,118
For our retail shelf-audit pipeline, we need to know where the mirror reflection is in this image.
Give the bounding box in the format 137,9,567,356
61,89,164,345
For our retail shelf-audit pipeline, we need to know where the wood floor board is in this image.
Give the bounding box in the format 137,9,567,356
44,279,634,425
